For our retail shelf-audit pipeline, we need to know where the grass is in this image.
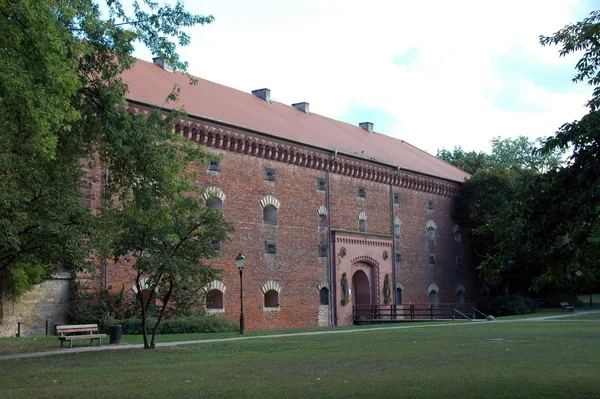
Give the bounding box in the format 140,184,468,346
0,321,470,356
1,319,599,398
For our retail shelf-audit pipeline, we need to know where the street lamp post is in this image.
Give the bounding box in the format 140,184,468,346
236,253,246,334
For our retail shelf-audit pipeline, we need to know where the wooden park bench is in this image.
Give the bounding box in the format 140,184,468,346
56,324,107,348
560,302,575,312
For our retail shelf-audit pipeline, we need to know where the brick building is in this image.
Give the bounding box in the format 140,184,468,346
114,58,477,330
0,58,477,336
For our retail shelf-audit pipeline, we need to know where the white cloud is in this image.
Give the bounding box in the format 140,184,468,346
135,0,595,154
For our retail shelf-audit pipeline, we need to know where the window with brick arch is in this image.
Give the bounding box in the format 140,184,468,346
428,290,439,305
206,289,223,309
319,214,327,230
319,288,329,305
359,219,366,232
206,196,223,213
263,204,277,224
395,287,403,305
264,290,279,308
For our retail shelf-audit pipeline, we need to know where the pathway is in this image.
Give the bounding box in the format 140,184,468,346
2,310,599,361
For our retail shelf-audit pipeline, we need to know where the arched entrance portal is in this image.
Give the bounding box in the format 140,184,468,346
352,270,371,306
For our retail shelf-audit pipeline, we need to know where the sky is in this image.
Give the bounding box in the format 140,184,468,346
132,0,600,155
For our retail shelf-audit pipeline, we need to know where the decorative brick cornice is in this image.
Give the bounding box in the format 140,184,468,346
126,102,461,197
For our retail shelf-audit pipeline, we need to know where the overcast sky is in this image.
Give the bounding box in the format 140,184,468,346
133,0,600,155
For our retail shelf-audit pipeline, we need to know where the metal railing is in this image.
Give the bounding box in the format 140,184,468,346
353,303,486,323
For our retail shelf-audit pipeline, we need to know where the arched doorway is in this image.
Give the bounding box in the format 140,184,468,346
352,270,371,306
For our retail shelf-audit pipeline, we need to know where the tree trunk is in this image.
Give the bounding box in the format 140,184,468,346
150,280,173,348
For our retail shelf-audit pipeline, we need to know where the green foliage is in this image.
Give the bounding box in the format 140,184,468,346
475,294,540,316
436,146,489,174
69,280,137,324
100,315,238,335
481,10,600,292
0,0,218,316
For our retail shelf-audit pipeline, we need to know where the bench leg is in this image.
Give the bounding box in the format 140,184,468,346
69,340,73,349
60,340,64,349
99,338,102,347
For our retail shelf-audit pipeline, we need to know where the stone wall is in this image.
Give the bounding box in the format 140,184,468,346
0,272,72,337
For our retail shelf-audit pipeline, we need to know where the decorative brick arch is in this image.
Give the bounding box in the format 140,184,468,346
351,256,380,301
428,283,439,293
425,220,437,231
456,284,466,293
358,210,367,220
317,205,328,216
202,187,226,202
203,280,227,293
261,280,281,294
260,196,280,209
395,283,404,291
317,281,329,291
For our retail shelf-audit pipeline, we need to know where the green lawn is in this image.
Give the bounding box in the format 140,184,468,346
0,321,470,356
1,320,599,398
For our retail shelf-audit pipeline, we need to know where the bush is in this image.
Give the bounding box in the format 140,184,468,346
476,294,540,316
101,315,238,335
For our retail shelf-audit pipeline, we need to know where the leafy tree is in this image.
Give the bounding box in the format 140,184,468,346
436,146,489,174
0,0,227,339
481,10,600,292
488,136,564,173
100,111,233,348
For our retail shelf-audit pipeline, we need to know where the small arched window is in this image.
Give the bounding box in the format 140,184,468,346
263,204,278,224
359,219,366,232
428,290,439,305
206,289,224,309
206,196,223,213
395,287,403,305
264,290,279,308
319,287,329,305
394,221,400,238
456,291,465,305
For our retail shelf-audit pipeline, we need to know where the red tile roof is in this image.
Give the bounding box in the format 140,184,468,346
121,59,470,183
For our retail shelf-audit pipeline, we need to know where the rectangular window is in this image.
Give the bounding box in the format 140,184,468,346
456,256,463,265
210,239,221,251
428,200,434,210
319,244,327,257
429,254,436,264
208,159,220,172
264,167,276,182
317,178,326,191
393,192,400,204
395,251,402,263
265,240,277,254
358,187,366,198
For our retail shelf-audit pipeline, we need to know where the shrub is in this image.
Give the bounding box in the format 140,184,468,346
476,294,539,316
101,315,238,335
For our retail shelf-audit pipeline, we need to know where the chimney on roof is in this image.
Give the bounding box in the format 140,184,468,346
152,57,173,73
292,102,310,115
359,122,374,133
252,88,271,103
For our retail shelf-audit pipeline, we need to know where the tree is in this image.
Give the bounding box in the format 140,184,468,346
0,0,224,328
436,146,489,174
481,10,600,292
488,136,564,173
100,111,233,348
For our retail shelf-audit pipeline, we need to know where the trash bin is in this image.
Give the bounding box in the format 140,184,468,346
109,325,122,344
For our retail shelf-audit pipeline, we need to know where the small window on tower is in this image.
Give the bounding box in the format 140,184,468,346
358,187,366,198
319,244,327,258
317,178,327,191
208,159,220,172
428,200,434,210
393,192,400,204
429,254,436,264
211,239,221,251
265,241,277,254
264,167,276,182
395,251,402,263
